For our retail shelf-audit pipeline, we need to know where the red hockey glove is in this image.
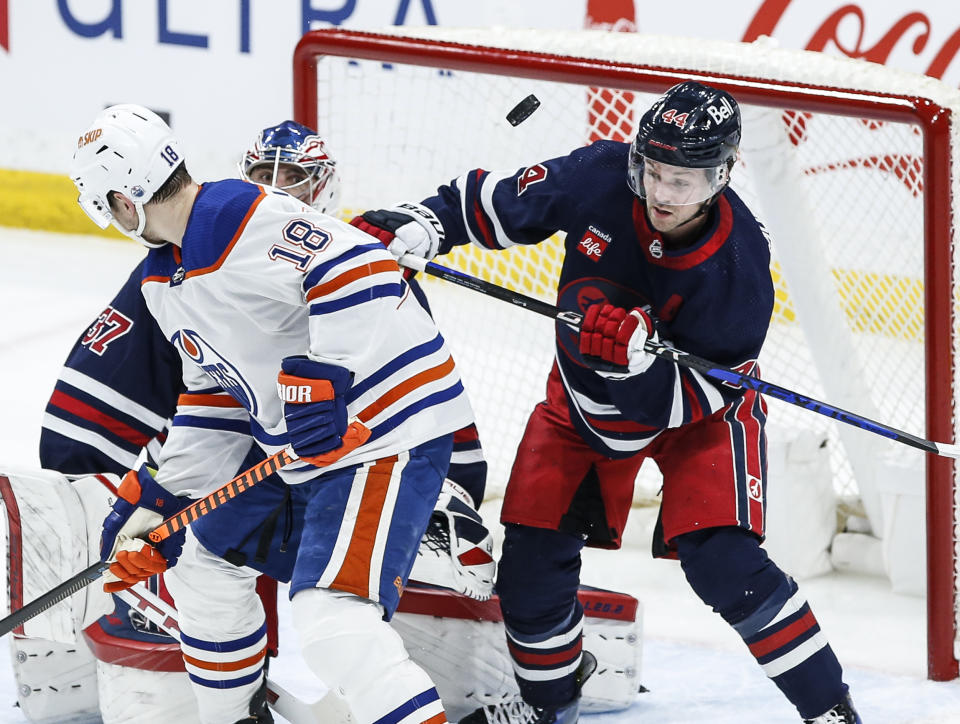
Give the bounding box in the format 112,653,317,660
100,465,189,593
579,303,658,377
349,202,444,261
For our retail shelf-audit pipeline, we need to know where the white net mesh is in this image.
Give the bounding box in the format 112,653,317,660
299,27,960,670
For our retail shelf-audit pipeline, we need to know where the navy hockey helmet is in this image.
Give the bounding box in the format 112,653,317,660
240,120,340,214
627,81,741,206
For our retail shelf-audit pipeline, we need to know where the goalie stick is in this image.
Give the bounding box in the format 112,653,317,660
0,420,370,637
399,254,960,460
114,586,354,723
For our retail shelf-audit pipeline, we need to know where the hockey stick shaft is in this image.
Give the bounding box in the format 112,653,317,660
0,420,369,637
401,255,960,460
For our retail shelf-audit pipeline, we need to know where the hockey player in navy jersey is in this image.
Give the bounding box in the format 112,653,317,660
352,82,862,724
66,105,485,724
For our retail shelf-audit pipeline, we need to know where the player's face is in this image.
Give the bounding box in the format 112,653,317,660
247,162,311,202
642,160,714,234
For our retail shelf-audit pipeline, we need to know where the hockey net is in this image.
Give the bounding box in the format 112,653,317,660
291,27,960,679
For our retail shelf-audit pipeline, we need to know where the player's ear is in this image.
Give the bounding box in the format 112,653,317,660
107,190,135,216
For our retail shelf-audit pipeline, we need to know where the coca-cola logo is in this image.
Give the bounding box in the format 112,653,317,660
743,1,960,86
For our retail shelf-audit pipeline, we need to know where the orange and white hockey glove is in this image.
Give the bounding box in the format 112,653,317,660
99,465,189,593
579,303,659,378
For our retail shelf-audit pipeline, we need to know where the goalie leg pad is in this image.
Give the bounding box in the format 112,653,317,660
0,468,116,640
392,583,642,721
291,587,446,724
9,635,100,724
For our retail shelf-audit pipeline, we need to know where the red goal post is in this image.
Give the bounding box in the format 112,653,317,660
292,27,960,681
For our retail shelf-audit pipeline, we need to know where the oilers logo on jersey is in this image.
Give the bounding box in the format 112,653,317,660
172,329,260,415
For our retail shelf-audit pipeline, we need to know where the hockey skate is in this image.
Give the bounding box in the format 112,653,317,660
412,480,496,600
803,693,862,723
234,678,274,723
458,651,598,724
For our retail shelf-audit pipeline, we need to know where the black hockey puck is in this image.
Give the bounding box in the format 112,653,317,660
506,94,541,126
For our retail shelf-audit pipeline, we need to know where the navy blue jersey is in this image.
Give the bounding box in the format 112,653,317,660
40,260,184,475
424,140,774,458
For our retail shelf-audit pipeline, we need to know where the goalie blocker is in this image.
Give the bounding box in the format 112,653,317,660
0,467,642,722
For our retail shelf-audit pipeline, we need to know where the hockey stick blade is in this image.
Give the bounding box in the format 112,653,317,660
401,255,959,460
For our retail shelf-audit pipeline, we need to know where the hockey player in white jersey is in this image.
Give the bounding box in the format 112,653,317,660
69,103,475,724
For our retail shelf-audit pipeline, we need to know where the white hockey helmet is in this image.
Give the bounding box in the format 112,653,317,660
70,104,185,248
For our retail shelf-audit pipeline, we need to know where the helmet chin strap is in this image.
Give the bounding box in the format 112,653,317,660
111,201,166,249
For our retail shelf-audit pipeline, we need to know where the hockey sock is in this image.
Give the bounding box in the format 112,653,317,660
675,527,847,719
291,587,447,723
497,524,586,708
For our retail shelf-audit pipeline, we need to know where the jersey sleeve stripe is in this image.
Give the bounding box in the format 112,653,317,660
59,367,168,429
177,392,245,408
308,283,404,315
357,356,456,423
48,388,153,447
302,242,385,291
454,173,482,247
41,413,140,470
469,170,498,249
479,170,519,248
304,259,400,302
171,415,251,435
185,191,267,279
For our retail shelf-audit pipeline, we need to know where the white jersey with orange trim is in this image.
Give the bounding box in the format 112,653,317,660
141,179,474,495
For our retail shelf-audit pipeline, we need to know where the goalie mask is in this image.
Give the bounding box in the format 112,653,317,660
240,120,341,215
627,81,740,208
70,104,184,248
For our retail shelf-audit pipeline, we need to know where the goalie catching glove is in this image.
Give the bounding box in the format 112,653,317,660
350,202,445,262
579,303,659,378
411,480,496,600
100,465,189,593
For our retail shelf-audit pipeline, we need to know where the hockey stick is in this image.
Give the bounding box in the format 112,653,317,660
0,421,370,637
115,586,355,723
400,254,960,460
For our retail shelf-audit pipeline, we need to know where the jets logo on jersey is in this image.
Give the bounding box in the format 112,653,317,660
517,164,548,196
172,329,260,414
556,278,652,367
649,238,663,259
577,226,611,262
81,306,134,356
747,475,763,502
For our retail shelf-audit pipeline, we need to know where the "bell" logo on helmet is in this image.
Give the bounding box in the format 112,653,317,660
706,96,735,126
